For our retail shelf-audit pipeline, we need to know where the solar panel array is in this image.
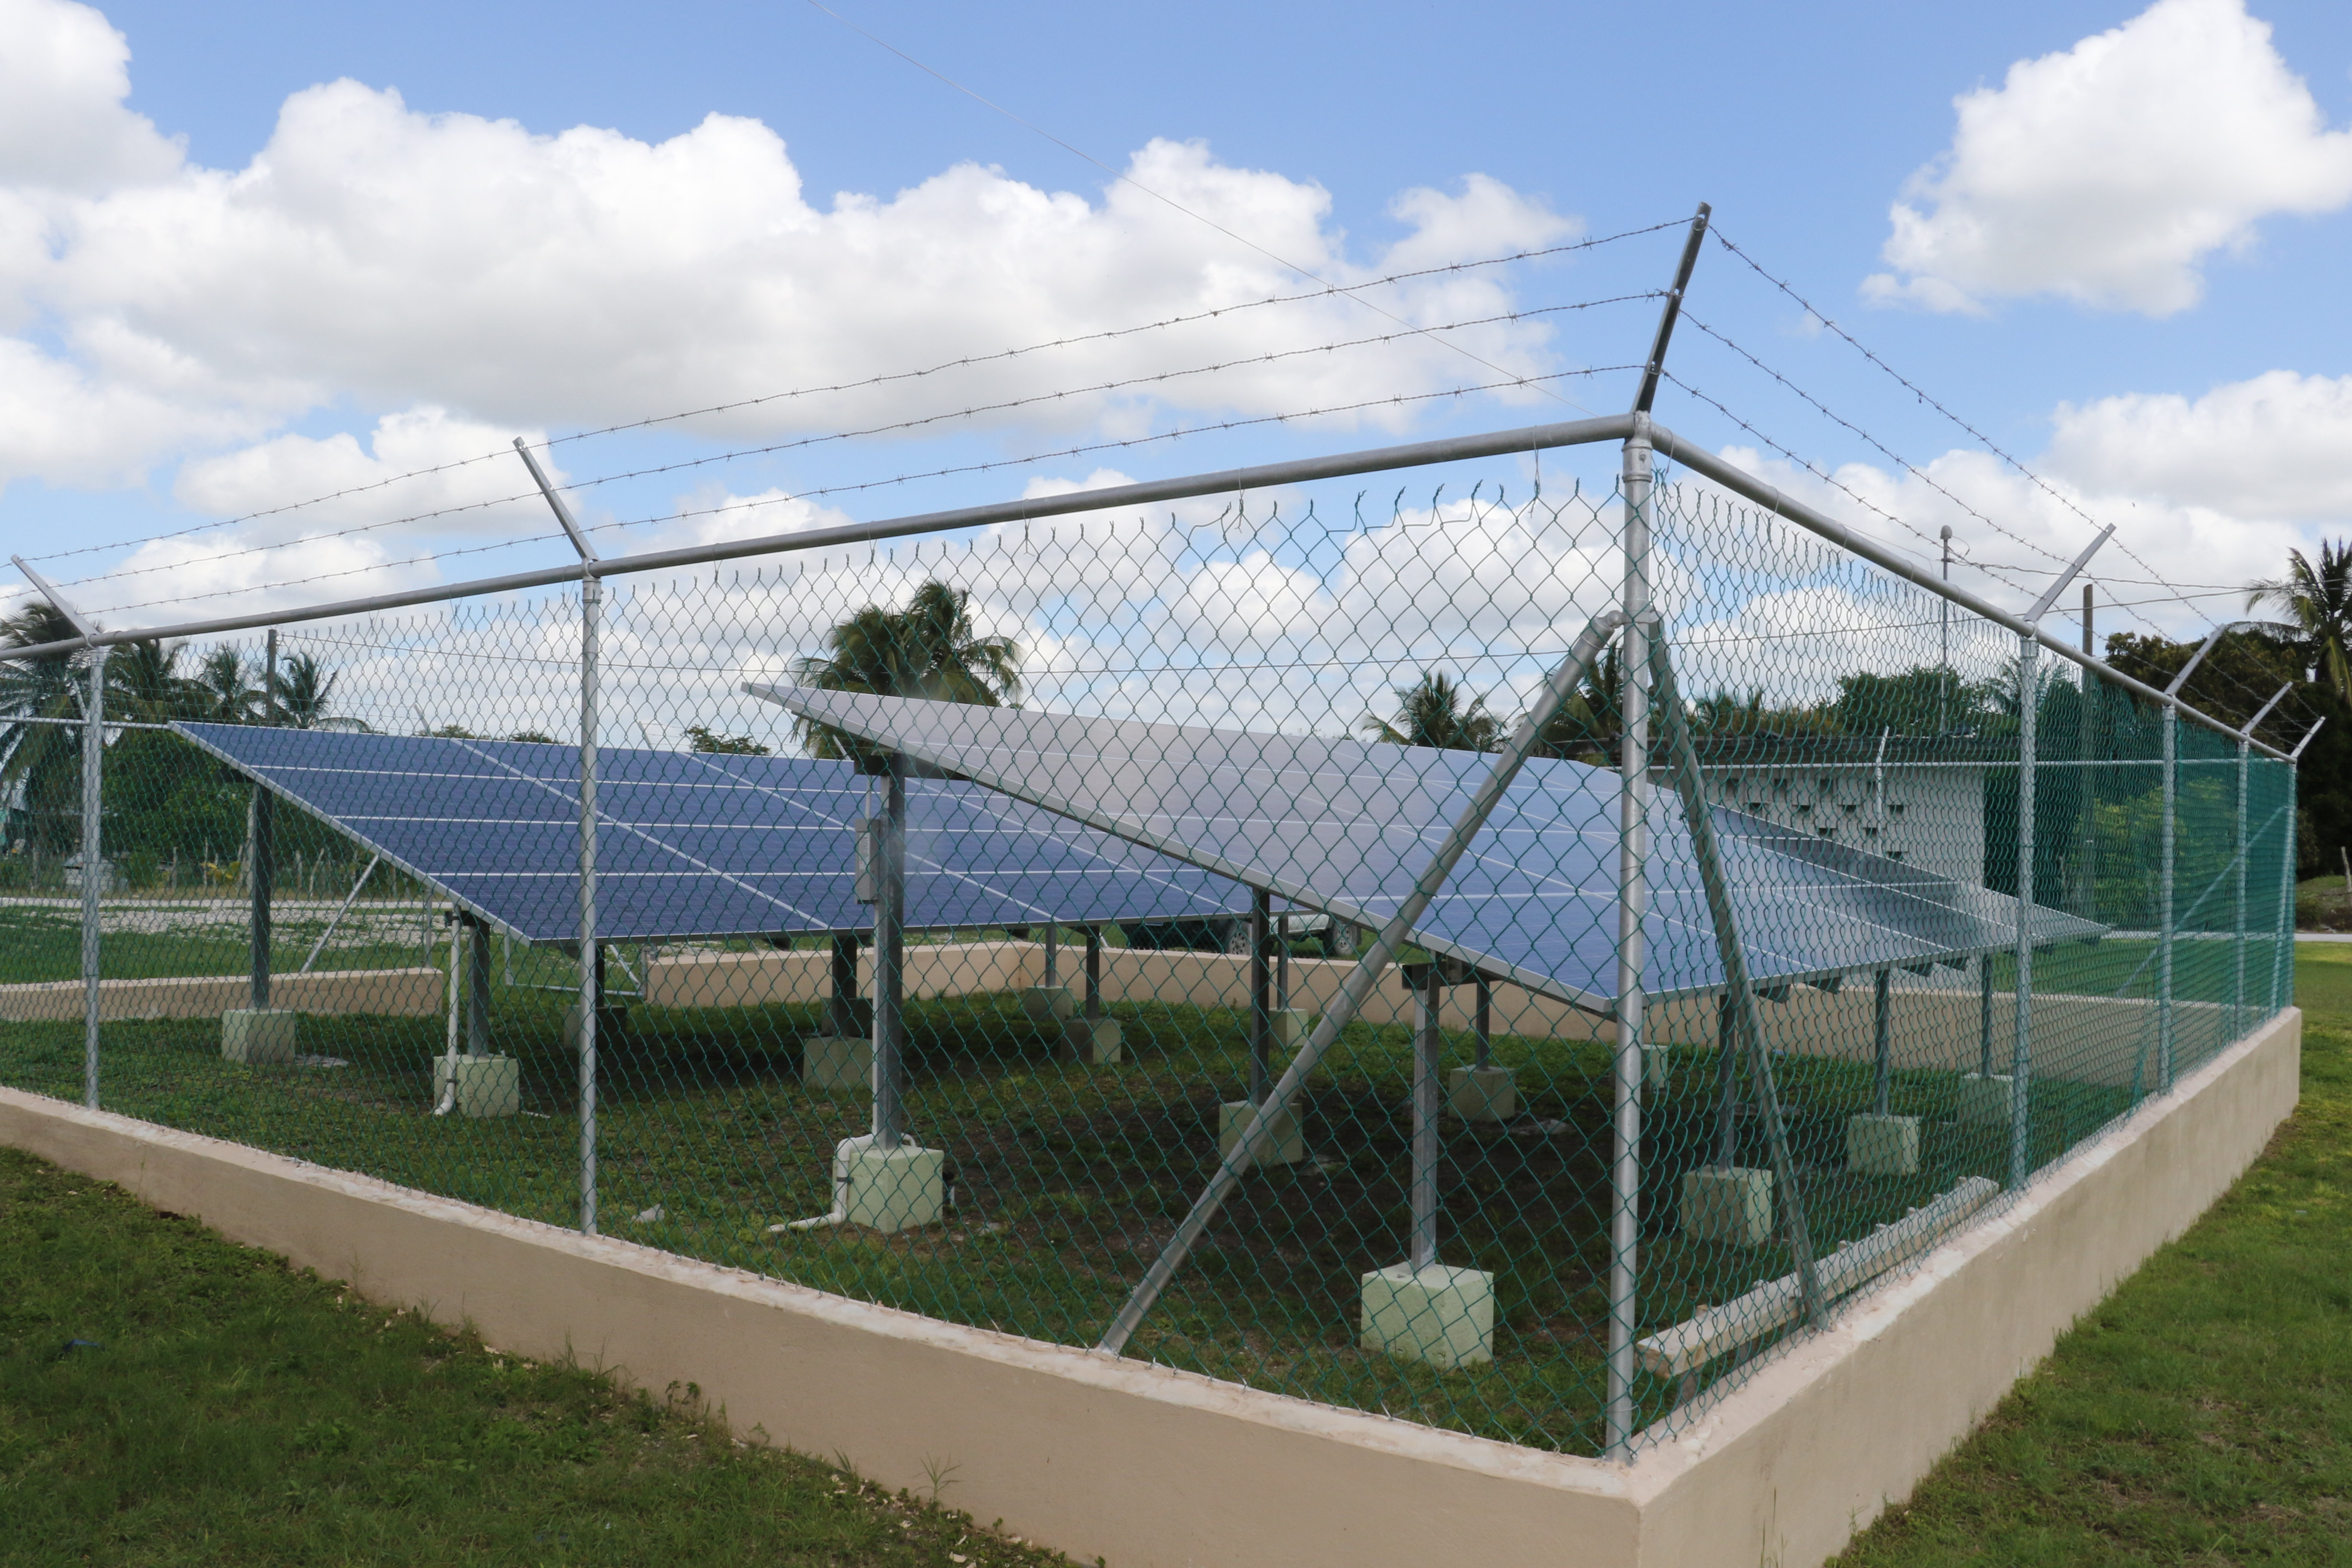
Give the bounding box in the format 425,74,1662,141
750,686,2107,1009
173,723,1250,944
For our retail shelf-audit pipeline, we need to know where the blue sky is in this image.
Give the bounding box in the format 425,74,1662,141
2,0,2349,654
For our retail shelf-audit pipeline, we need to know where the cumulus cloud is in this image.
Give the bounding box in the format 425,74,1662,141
2043,370,2352,520
1865,0,2352,315
0,0,1580,507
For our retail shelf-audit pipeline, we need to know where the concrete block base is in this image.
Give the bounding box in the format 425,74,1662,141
1847,1113,1922,1176
1446,1065,1517,1122
1270,1007,1308,1050
1021,986,1076,1023
1360,1262,1494,1369
1060,1016,1122,1065
802,1036,873,1090
1958,1072,2015,1127
1218,1100,1305,1167
1681,1164,1774,1246
433,1055,521,1118
221,1008,298,1065
1645,1044,1671,1090
841,1140,945,1232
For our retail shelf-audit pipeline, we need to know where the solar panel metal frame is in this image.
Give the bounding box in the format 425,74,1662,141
171,721,1251,947
749,684,2107,1014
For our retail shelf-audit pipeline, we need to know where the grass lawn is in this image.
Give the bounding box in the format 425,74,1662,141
0,1145,1078,1566
1831,945,2352,1565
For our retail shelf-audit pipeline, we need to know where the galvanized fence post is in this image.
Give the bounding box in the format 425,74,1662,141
578,567,601,1234
1607,416,1654,1457
2158,704,2177,1092
80,648,104,1110
2010,637,2037,1192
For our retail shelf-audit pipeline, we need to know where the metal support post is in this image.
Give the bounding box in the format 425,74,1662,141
1978,958,1994,1078
1084,926,1104,1020
2233,735,2250,1032
2158,706,2177,1091
577,569,601,1234
1043,922,1058,987
1473,974,1491,1069
80,650,104,1110
1410,964,1443,1272
1276,907,1292,1013
2273,761,2297,1014
2076,586,2097,922
1607,420,1654,1457
466,916,491,1055
2011,637,2037,1192
829,932,861,1037
1094,608,1624,1357
871,765,908,1150
1248,886,1272,1102
249,628,278,1011
1872,967,1892,1116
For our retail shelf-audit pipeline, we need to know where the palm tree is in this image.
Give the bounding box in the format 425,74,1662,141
791,581,1022,764
2246,539,2352,700
275,652,367,729
1362,671,1503,752
0,602,90,854
191,646,260,723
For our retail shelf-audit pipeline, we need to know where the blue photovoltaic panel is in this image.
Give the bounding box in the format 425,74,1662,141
172,723,1250,944
749,686,2105,1011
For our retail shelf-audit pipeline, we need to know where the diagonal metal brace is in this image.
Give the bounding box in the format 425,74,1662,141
1095,607,1628,1356
1647,624,1827,1329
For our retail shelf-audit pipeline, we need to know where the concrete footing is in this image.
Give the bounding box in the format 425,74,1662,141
1360,1262,1494,1369
433,1055,521,1118
1645,1044,1671,1090
1958,1072,2015,1126
1021,986,1077,1023
802,1036,873,1090
1446,1065,1516,1122
1270,1008,1308,1050
1847,1113,1922,1176
1681,1165,1775,1246
1060,1016,1122,1064
840,1139,945,1232
1218,1100,1305,1167
221,1008,298,1064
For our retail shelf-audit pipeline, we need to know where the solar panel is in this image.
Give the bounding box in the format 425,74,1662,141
172,723,1250,945
746,686,2106,1011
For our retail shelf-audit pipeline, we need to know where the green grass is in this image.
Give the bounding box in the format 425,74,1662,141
1830,946,2352,1566
0,1146,1077,1566
0,905,431,986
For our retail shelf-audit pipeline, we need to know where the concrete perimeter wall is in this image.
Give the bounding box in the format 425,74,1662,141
0,967,444,1023
0,1004,2298,1568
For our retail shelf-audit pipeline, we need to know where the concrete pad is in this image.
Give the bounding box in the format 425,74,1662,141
1681,1165,1774,1247
1360,1263,1494,1369
1060,1016,1122,1065
1021,986,1077,1022
1958,1072,2015,1127
802,1035,873,1090
1645,1044,1671,1090
1270,1008,1308,1050
1218,1100,1305,1167
841,1142,945,1233
1847,1113,1922,1176
1446,1065,1516,1123
221,1008,297,1065
433,1055,521,1119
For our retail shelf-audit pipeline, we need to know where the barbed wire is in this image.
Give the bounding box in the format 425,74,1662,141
1706,225,2212,631
46,295,1658,597
27,224,1678,570
83,366,1639,618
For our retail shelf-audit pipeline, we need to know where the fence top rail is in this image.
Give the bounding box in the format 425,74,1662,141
2,411,2287,761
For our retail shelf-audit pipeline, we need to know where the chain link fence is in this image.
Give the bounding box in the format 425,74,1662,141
0,444,2297,1460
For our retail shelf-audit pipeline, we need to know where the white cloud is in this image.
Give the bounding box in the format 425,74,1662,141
172,407,555,535
2044,370,2352,520
0,16,1579,501
1865,0,2352,315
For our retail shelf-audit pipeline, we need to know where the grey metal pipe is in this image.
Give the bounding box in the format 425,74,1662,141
249,628,277,1012
300,854,380,974
1410,965,1443,1273
1248,887,1272,1102
1978,958,1994,1079
467,916,492,1056
2158,708,2177,1092
577,571,602,1236
1474,974,1491,1069
1094,607,1625,1357
2233,735,2249,1032
1084,926,1104,1020
1872,968,1892,1117
1608,422,1654,1458
1648,433,2292,763
829,931,861,1037
80,651,104,1110
1715,992,1736,1166
871,767,908,1150
2011,638,2038,1192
